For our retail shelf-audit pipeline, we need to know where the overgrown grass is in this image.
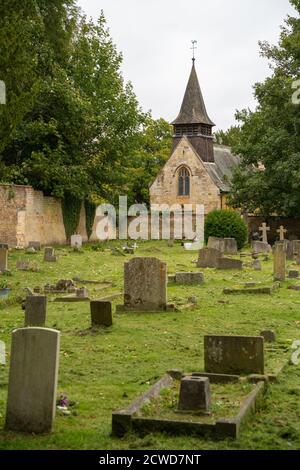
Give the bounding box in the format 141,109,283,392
0,241,299,450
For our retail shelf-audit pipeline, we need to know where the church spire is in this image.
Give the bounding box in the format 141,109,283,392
171,58,215,163
172,61,215,126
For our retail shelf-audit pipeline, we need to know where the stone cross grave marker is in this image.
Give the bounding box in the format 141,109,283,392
6,328,60,433
25,296,47,327
277,226,287,241
204,335,264,375
0,243,8,272
259,223,270,244
273,242,286,282
118,257,167,311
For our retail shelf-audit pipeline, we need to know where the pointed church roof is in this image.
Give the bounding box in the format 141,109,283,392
171,61,215,127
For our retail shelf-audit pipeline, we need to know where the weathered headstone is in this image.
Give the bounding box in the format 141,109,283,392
91,301,113,327
76,287,89,299
217,258,243,270
0,340,5,365
277,226,287,242
207,237,225,253
260,330,276,343
0,243,8,272
25,296,47,327
252,259,262,271
44,247,58,262
294,241,300,265
5,328,60,433
177,376,211,413
28,241,41,251
119,258,167,311
273,242,286,282
224,238,238,255
259,223,270,244
288,270,299,279
204,335,264,375
175,272,204,284
197,248,223,268
71,235,82,249
286,240,294,261
251,241,271,254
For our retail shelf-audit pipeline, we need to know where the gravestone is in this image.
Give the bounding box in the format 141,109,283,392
288,270,299,279
217,258,243,270
175,272,204,284
224,238,238,255
197,248,223,268
91,301,113,327
71,235,82,249
177,376,211,413
25,296,47,327
251,241,271,254
28,241,41,251
0,243,8,272
76,287,89,299
44,247,58,262
207,237,225,253
260,330,276,343
204,335,264,375
294,241,300,265
286,240,294,260
5,328,60,433
120,257,167,311
0,340,5,365
277,226,287,242
252,260,262,271
259,223,270,244
16,261,30,271
273,242,286,281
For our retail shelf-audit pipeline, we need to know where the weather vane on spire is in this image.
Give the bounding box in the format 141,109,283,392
191,40,197,62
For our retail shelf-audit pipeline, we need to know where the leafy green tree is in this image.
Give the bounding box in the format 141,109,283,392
229,0,300,217
214,126,241,148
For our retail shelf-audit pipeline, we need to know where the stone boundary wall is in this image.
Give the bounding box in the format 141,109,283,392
245,215,300,244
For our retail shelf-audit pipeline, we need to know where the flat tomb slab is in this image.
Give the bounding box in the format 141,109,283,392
112,373,267,440
223,287,273,295
204,335,264,375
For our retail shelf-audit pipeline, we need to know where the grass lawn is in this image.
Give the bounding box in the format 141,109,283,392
0,240,299,450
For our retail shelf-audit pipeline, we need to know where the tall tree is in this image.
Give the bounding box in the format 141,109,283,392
229,0,300,217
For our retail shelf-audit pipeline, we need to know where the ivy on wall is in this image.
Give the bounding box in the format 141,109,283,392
61,193,82,241
84,200,96,240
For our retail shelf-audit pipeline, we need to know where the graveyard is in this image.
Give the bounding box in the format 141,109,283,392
0,240,299,450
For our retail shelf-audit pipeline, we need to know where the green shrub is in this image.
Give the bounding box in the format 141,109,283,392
204,210,248,250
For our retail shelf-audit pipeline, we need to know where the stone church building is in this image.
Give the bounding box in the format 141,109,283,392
150,60,240,214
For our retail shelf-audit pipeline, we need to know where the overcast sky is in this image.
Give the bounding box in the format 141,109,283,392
77,0,295,131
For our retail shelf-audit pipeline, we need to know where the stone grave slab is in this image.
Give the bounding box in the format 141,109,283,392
91,301,113,327
0,243,8,272
207,237,225,253
197,248,223,268
175,272,204,285
217,258,243,270
25,296,47,327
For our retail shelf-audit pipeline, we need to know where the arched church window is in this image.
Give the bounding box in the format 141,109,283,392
178,167,190,196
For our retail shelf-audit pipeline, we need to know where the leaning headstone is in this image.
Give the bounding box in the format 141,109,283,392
207,237,225,253
217,258,243,270
204,335,264,375
197,248,223,268
91,301,113,327
25,296,47,327
251,241,271,254
177,376,211,413
5,328,60,433
0,340,5,365
118,257,167,311
288,270,299,279
44,247,58,262
28,241,41,251
71,235,82,249
260,330,276,343
175,272,204,285
224,238,238,255
273,242,286,281
0,243,8,272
